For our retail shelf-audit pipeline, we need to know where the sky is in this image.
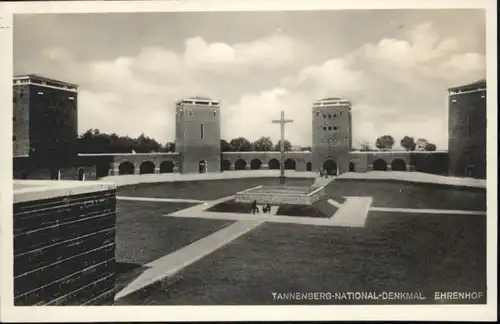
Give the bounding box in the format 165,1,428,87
14,9,486,149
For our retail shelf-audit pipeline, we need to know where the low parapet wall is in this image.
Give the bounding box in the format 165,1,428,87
235,185,326,205
13,180,117,306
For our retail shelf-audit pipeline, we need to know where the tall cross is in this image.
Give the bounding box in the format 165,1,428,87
272,110,293,184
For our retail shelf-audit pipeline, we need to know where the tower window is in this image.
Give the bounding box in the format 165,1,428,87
333,126,338,131
315,111,319,116
323,126,327,131
13,135,16,141
333,113,337,117
328,126,332,130
212,109,217,116
13,97,16,103
328,114,332,119
201,123,204,139
323,114,326,118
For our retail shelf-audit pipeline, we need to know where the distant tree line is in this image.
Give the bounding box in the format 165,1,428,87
221,136,311,152
77,129,169,154
76,129,437,154
356,135,437,152
75,129,310,154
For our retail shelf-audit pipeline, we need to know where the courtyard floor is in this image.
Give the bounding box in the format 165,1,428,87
112,175,487,305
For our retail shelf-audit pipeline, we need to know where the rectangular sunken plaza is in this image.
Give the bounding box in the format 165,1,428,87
235,184,326,205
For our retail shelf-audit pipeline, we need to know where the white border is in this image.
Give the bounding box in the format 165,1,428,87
0,0,497,322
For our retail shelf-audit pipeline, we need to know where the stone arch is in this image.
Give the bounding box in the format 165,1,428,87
139,161,155,174
119,161,135,175
221,159,231,171
391,159,406,171
268,159,280,170
78,168,85,181
306,162,312,171
284,158,296,170
373,159,388,171
198,160,207,173
160,161,175,173
323,160,339,176
96,161,111,178
50,168,60,180
235,159,247,170
349,162,356,172
250,159,262,170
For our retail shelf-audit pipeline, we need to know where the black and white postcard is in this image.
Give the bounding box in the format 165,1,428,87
0,0,497,322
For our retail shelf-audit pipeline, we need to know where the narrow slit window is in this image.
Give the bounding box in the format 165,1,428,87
201,123,204,139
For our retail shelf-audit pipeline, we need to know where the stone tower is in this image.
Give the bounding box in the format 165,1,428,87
311,97,352,175
447,80,486,179
175,96,221,173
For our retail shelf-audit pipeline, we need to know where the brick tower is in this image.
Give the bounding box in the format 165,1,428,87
13,74,78,158
175,96,221,173
447,80,487,179
311,97,352,175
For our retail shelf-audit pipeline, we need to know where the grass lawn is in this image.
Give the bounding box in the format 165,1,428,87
118,212,486,305
325,179,486,211
115,200,234,265
116,177,314,201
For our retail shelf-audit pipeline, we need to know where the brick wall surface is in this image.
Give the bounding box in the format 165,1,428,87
13,189,117,305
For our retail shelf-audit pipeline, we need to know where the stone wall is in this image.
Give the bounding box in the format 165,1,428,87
235,185,325,205
13,181,117,305
108,153,181,176
13,163,97,181
221,151,312,171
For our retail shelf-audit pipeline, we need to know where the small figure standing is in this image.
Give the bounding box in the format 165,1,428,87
251,200,257,214
266,203,271,213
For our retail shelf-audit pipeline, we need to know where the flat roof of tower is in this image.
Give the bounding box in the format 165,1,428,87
14,74,79,88
313,97,351,107
177,96,220,105
448,79,486,92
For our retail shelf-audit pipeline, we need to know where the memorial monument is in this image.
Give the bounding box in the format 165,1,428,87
272,110,294,185
235,111,326,206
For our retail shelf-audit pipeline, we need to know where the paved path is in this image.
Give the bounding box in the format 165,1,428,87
370,206,486,216
166,194,374,227
166,210,357,227
117,196,206,204
337,171,486,188
115,219,264,300
329,196,373,227
100,170,316,187
169,195,236,217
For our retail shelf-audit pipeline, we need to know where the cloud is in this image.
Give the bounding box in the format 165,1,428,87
224,22,485,149
183,33,309,73
24,21,485,150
